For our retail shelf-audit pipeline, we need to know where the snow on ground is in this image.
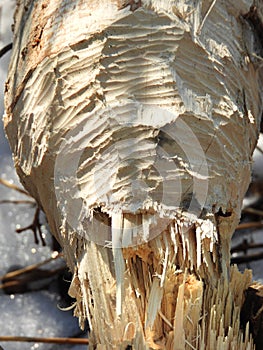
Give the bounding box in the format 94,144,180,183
0,156,87,350
0,2,263,350
0,3,87,349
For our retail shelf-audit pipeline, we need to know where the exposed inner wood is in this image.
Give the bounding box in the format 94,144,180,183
4,0,263,349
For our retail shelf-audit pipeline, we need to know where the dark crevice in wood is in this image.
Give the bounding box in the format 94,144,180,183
0,43,12,58
243,6,263,48
216,207,232,218
241,285,263,350
118,0,142,12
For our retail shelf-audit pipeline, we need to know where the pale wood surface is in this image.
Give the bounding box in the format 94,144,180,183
4,1,263,348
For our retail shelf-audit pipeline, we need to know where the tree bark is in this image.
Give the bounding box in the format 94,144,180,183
4,0,263,349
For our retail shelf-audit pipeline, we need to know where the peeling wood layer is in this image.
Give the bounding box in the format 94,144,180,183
68,220,254,349
4,0,263,349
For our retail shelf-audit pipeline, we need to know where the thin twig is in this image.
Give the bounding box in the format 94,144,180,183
0,178,32,197
0,266,66,291
16,206,46,245
0,252,63,281
0,199,35,205
0,179,46,244
256,145,263,154
231,252,263,264
197,0,217,35
236,222,263,230
0,43,12,58
243,207,263,217
231,240,263,254
0,335,89,345
158,310,173,329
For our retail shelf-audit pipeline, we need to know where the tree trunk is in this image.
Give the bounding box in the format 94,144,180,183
4,0,263,349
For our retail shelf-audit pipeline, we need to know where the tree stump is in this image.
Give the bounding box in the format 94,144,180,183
4,1,263,348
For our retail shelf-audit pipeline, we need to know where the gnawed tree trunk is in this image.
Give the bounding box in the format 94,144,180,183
4,0,263,349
